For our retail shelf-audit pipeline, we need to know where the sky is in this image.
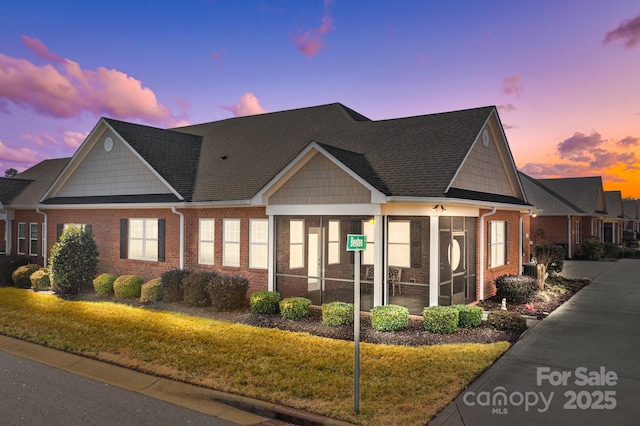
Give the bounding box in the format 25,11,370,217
1,0,639,198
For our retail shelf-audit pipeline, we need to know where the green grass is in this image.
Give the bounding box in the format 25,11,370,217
0,288,509,425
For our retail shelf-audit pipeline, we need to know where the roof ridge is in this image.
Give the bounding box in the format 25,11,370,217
519,171,585,213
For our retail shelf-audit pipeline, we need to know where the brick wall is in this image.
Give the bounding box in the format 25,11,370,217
9,210,46,266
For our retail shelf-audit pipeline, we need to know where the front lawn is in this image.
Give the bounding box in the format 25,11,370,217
0,288,509,425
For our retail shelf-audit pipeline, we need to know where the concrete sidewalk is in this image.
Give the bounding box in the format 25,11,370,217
430,259,640,425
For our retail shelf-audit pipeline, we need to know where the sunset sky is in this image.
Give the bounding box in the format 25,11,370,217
1,1,639,198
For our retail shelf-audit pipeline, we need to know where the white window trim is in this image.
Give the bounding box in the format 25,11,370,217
223,219,241,267
129,219,159,261
29,223,38,256
388,220,411,268
249,219,268,269
327,220,340,265
198,218,215,265
17,222,26,255
489,221,507,268
575,220,581,244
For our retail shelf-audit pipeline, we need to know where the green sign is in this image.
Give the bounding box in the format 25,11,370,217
346,234,367,251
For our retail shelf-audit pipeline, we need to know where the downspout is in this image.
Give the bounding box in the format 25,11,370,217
567,216,572,259
519,210,535,274
479,207,497,301
171,207,184,269
36,208,48,267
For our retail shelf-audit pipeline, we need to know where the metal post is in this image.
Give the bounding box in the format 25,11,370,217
354,250,361,414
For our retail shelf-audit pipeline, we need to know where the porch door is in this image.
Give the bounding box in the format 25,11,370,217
450,233,466,304
307,227,322,292
439,217,471,306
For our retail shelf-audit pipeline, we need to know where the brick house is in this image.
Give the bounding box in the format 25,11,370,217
603,191,625,244
622,199,640,233
520,173,607,258
2,103,532,314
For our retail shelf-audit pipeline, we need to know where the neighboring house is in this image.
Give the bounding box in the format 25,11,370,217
520,173,607,258
0,176,37,254
622,199,640,232
2,103,533,314
603,191,624,244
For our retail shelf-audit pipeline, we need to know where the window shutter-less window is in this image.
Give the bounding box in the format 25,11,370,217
120,219,128,259
410,220,421,268
158,219,166,262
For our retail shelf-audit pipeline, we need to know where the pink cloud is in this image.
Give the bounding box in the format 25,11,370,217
556,131,604,160
498,103,516,113
62,130,88,149
0,36,179,126
290,0,334,58
502,73,523,97
603,14,640,48
222,93,268,117
21,131,59,149
21,35,64,63
617,136,639,147
210,48,225,61
0,139,43,164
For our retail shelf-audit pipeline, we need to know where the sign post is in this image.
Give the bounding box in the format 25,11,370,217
346,234,366,414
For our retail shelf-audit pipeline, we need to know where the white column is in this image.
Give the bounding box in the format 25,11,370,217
373,215,383,307
429,215,439,306
268,215,275,291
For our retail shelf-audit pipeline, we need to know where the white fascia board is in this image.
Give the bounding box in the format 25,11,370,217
251,142,387,206
31,199,255,210
386,196,533,212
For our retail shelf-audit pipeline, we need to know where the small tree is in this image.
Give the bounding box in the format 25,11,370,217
4,168,17,178
50,225,99,295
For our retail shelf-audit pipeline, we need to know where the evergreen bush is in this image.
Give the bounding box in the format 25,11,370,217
181,272,215,307
322,301,354,326
140,278,163,303
49,225,99,295
160,269,191,302
602,242,620,259
451,305,483,328
113,275,143,299
0,255,30,287
11,264,41,289
579,237,603,260
495,274,537,304
280,297,311,321
249,291,281,314
533,244,565,275
30,268,51,291
207,274,249,312
370,305,409,332
93,273,117,295
423,306,459,334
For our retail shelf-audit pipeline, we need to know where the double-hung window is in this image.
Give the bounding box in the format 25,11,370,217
488,221,510,268
289,220,304,269
249,219,268,269
223,219,240,267
129,219,159,261
575,221,581,244
199,219,215,265
388,220,410,267
362,220,375,265
17,223,26,254
327,220,340,264
29,223,38,256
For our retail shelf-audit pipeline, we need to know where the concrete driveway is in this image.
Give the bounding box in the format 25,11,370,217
430,259,640,426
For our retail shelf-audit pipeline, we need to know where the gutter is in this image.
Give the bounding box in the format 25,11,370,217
36,208,47,267
479,207,497,301
171,207,184,269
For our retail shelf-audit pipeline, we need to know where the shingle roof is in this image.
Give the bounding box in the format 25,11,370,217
104,118,202,200
535,176,606,215
0,177,33,205
9,158,70,206
604,191,623,218
519,172,584,214
622,199,639,220
173,103,499,202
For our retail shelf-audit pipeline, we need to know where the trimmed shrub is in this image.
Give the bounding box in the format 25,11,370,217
423,306,459,334
0,255,30,287
182,272,215,307
207,274,249,312
161,269,191,302
30,269,51,291
371,305,409,332
602,242,620,259
280,297,311,321
451,305,483,328
113,275,143,299
534,244,565,275
140,278,163,303
495,274,537,304
49,225,99,295
93,273,117,295
322,302,354,327
487,310,527,334
11,264,41,289
250,291,281,314
579,237,603,260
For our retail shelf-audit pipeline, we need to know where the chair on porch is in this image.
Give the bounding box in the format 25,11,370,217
362,266,403,296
